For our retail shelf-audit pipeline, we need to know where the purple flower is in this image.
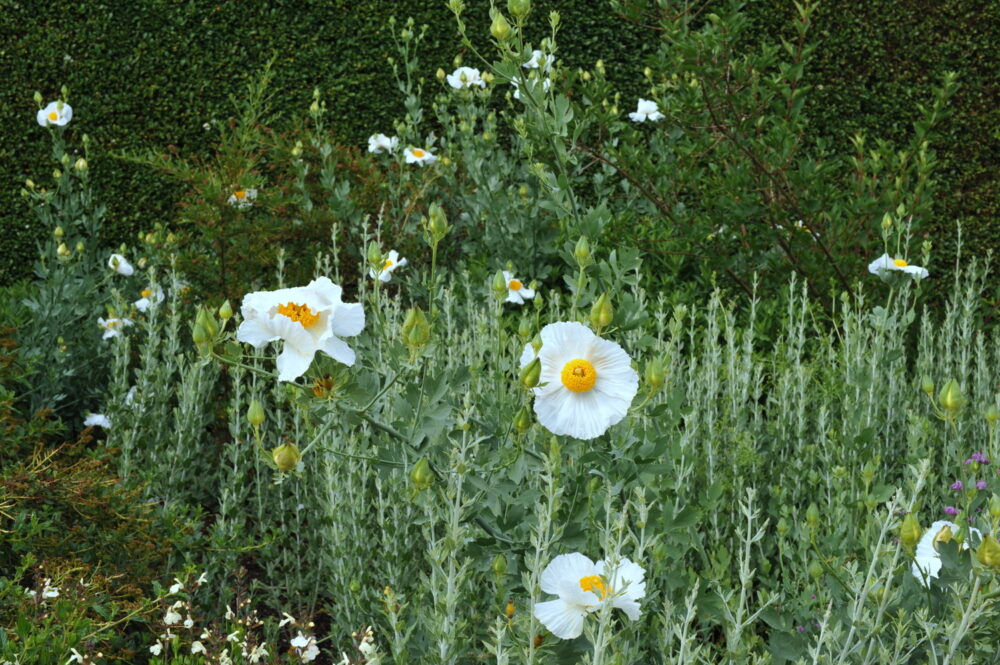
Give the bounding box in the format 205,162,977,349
973,452,989,463
944,506,960,515
977,480,988,490
951,481,964,491
796,625,806,633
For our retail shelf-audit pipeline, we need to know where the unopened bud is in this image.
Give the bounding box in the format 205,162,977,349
899,513,921,551
977,535,1000,569
505,599,515,619
492,553,508,576
272,443,301,472
291,140,303,157
986,404,999,425
74,158,88,172
508,0,530,18
514,405,532,433
53,226,64,239
218,300,233,321
34,90,43,105
366,242,383,269
436,67,446,80
805,503,820,530
402,306,431,349
549,10,560,27
921,375,935,397
644,357,665,390
137,257,147,269
25,179,35,190
643,66,652,79
990,494,1000,520
574,236,592,268
881,213,893,230
410,457,434,491
247,399,265,428
427,203,449,241
492,270,508,301
519,357,541,390
56,242,71,258
590,293,613,330
517,317,532,342
938,378,964,414
74,240,85,253
490,11,512,41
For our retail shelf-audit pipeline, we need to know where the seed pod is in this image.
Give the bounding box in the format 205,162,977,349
272,443,301,472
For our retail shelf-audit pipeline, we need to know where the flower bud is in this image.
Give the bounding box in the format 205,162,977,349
247,398,265,428
805,503,820,530
75,240,85,253
643,66,652,79
492,553,508,577
61,153,70,166
530,333,542,354
492,270,509,301
508,0,530,18
517,316,532,342
881,212,893,230
449,0,465,14
53,169,62,180
436,67,446,81
990,494,1000,520
409,457,434,491
986,404,999,425
590,293,613,330
574,236,592,268
427,203,449,241
191,320,210,349
56,242,71,259
490,11,512,41
519,357,541,390
899,513,921,551
34,90,43,105
505,599,515,619
938,378,964,414
644,357,665,391
366,242,383,269
218,300,233,321
53,226,64,239
514,405,532,433
978,535,1000,569
808,560,823,579
549,10,560,27
25,178,35,190
402,306,431,350
291,140,303,158
272,443,301,472
197,307,219,340
921,375,934,397
74,158,88,172
137,257,147,269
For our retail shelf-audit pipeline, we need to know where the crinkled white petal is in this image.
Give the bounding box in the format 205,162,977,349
367,133,399,154
533,598,587,640
321,335,357,367
276,346,315,382
540,552,598,595
108,253,135,276
327,301,365,338
519,343,537,369
84,413,111,428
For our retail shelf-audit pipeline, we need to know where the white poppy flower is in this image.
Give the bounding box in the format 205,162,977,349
369,250,408,282
368,133,399,154
404,147,437,165
523,50,554,72
533,552,646,640
511,76,551,100
98,317,133,340
134,285,165,312
290,633,319,663
84,413,111,429
37,101,73,127
446,66,486,89
108,253,135,276
868,253,929,279
911,520,982,587
236,277,365,382
628,98,664,122
503,270,535,304
228,188,258,210
530,322,638,440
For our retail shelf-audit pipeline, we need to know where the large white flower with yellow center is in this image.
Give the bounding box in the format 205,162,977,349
868,253,928,279
628,98,664,122
134,285,165,313
446,66,486,89
368,133,399,154
369,250,408,282
911,520,982,587
228,188,258,210
404,147,437,165
530,322,638,440
503,270,534,304
236,277,364,382
533,553,646,640
98,316,133,340
37,101,72,127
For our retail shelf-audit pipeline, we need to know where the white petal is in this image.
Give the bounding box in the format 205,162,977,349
519,343,537,369
327,302,365,338
276,346,315,382
321,335,356,366
867,253,893,275
540,553,597,595
236,317,281,348
520,287,535,299
533,599,586,640
506,291,524,304
535,386,617,440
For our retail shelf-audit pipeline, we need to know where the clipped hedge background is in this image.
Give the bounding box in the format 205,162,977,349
2,0,998,289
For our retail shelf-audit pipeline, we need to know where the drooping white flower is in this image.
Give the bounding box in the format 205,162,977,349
169,579,184,594
66,649,85,665
628,98,664,122
163,601,184,626
236,277,365,382
503,270,535,304
195,571,208,586
228,188,258,210
98,316,133,340
246,644,268,664
290,633,319,663
134,285,165,313
190,642,206,656
108,253,135,276
84,413,111,429
149,643,163,656
911,520,982,587
530,322,638,440
511,76,551,101
37,101,73,127
447,66,486,89
533,553,646,640
41,579,60,599
868,253,929,279
523,50,554,72
369,250,408,282
368,133,399,154
404,147,437,166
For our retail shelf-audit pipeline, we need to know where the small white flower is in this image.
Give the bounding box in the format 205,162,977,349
628,98,664,122
195,571,208,586
278,612,297,627
367,133,399,154
84,413,111,429
502,270,535,304
511,76,551,101
369,250,408,282
228,188,258,210
523,50,554,72
236,277,365,382
183,616,194,628
226,631,241,643
41,580,59,599
108,253,135,276
65,649,85,665
37,101,73,127
290,633,319,663
246,644,268,664
404,147,437,165
190,642,206,655
169,578,184,594
533,553,646,640
911,520,981,587
529,322,639,440
164,601,184,626
868,253,929,279
149,643,163,656
446,66,486,89
98,316,133,340
134,285,165,313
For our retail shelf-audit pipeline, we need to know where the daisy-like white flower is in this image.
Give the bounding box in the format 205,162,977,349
533,553,646,640
503,270,535,304
98,316,133,340
108,253,134,276
628,98,664,122
369,250,408,282
404,147,437,166
84,413,111,429
523,49,554,72
911,520,982,587
228,188,258,210
236,277,365,382
368,133,399,154
446,66,486,89
290,633,319,663
868,253,929,279
530,321,638,440
511,76,551,101
37,101,73,127
134,285,165,313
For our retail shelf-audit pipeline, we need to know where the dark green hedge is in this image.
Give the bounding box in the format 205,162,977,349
2,0,997,290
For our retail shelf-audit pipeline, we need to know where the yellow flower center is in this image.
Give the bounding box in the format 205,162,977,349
234,190,247,200
509,279,522,291
141,288,153,298
48,111,59,122
893,258,909,267
561,358,597,392
935,525,953,549
382,259,394,270
412,149,425,158
277,302,320,327
107,320,120,329
579,575,609,599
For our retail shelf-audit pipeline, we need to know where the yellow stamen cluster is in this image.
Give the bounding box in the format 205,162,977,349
579,575,609,599
508,279,522,291
561,358,597,393
48,111,59,122
141,288,153,298
234,190,247,200
382,259,395,270
412,149,426,158
277,302,320,328
893,258,909,267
